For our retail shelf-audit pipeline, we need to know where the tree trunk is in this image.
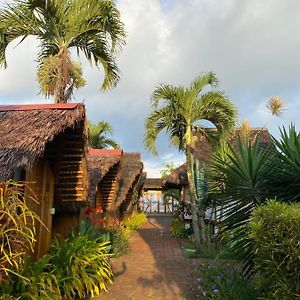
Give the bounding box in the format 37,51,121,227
185,145,202,254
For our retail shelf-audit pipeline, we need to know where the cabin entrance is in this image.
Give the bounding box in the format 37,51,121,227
140,191,178,214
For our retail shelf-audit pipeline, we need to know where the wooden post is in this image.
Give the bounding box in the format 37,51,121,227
157,191,161,213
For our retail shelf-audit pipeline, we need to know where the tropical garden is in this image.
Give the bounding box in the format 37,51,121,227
145,72,300,298
1,0,300,300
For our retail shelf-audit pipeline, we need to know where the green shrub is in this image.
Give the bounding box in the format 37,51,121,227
109,226,130,257
250,200,300,299
171,218,188,238
0,180,42,281
0,256,61,299
1,235,113,299
49,235,113,298
71,217,110,244
123,212,147,230
198,262,257,300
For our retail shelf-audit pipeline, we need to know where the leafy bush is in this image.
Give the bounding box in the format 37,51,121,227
71,217,110,244
171,218,189,238
108,225,130,257
0,180,42,282
1,235,113,299
49,235,113,298
209,137,273,276
123,212,147,230
250,200,300,299
198,262,257,300
0,256,61,299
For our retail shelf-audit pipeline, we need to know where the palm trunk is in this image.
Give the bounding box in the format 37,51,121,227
54,47,72,103
186,144,202,254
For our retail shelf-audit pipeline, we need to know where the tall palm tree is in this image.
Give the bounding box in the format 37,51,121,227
144,72,236,253
88,120,119,149
0,0,125,102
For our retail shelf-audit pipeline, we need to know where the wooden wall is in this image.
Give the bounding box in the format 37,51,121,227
25,159,54,258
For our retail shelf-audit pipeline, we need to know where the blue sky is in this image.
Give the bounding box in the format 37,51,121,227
1,0,300,177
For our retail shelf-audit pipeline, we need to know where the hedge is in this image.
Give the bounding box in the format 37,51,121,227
250,200,300,299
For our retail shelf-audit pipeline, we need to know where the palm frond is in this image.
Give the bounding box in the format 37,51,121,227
211,137,273,276
192,91,237,138
88,120,119,149
269,124,300,201
190,71,218,95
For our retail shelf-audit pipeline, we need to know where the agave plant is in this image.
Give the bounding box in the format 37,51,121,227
210,137,274,276
269,125,300,202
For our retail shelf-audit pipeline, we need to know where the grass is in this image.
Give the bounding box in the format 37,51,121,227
181,241,237,260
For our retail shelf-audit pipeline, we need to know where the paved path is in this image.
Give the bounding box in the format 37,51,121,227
100,215,200,300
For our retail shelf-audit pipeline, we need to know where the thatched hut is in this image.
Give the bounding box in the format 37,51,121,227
115,153,144,219
164,128,272,198
87,149,122,216
0,103,89,257
141,178,177,214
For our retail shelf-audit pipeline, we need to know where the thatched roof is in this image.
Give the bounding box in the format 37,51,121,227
87,149,122,202
165,128,272,186
0,103,86,180
143,178,165,190
115,152,143,208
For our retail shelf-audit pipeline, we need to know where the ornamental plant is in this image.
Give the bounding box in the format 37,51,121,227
85,205,106,226
198,262,257,300
250,200,300,299
49,236,113,298
0,180,41,282
123,212,147,230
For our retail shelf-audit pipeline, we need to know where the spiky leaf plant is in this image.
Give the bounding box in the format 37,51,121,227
269,124,300,202
210,137,273,276
49,236,113,298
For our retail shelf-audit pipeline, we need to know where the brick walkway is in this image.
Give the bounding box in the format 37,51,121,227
100,215,201,300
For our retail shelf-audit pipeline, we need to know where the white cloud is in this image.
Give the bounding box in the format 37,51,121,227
1,0,300,176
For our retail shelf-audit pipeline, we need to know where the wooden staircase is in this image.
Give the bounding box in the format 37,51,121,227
45,125,88,203
96,163,119,210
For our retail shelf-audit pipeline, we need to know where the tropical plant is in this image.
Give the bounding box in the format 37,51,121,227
269,125,300,202
49,235,113,298
266,96,285,117
170,218,189,238
250,200,300,299
210,137,273,276
144,72,236,253
123,212,147,230
88,120,119,149
198,262,257,300
160,162,176,179
0,255,62,300
0,0,125,102
0,180,41,282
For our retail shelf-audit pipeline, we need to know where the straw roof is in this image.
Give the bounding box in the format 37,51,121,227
115,152,143,208
143,178,165,190
87,149,122,202
165,128,272,186
0,103,86,180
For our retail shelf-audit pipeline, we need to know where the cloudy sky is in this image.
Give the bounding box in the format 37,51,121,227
1,0,300,177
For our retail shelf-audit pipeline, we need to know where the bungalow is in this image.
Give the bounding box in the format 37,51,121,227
87,148,123,218
0,103,89,257
115,153,144,219
141,178,177,214
164,128,272,221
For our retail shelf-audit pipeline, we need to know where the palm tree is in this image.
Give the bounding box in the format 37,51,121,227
88,120,119,149
0,0,125,102
144,72,236,253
